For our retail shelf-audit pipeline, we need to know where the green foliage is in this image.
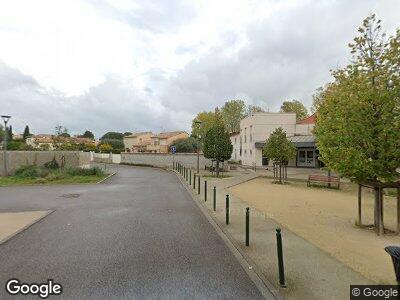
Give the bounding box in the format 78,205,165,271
84,143,96,152
55,125,69,137
23,125,31,140
280,100,308,120
314,14,400,184
171,137,200,153
66,166,104,176
203,124,233,176
44,157,60,170
0,124,3,143
99,138,124,151
14,165,41,178
191,110,224,141
100,132,124,140
221,100,246,133
7,140,25,150
263,128,296,164
246,105,265,116
80,130,94,139
99,143,113,153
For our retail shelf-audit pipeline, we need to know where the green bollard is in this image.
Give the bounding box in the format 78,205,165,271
226,195,230,225
189,170,192,185
276,228,286,287
246,207,250,246
204,180,207,202
193,174,196,189
198,176,200,195
213,186,216,211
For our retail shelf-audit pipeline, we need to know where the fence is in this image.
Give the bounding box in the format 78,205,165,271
0,151,90,176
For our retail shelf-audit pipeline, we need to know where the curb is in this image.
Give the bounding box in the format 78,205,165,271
171,169,280,299
0,210,55,245
96,172,116,184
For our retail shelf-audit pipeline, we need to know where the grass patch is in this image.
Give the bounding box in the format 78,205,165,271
0,165,108,186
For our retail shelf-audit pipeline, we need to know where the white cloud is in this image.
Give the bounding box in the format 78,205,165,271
0,0,399,137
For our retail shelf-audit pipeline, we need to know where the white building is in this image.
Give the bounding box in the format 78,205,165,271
230,112,318,168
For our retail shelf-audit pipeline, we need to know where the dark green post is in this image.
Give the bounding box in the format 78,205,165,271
198,176,200,194
184,166,186,179
245,207,250,246
193,174,196,189
213,186,216,211
189,170,192,185
276,228,286,287
204,180,207,202
186,168,188,181
226,195,230,225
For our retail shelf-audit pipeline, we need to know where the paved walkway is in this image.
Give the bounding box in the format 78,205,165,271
0,165,267,299
184,169,372,300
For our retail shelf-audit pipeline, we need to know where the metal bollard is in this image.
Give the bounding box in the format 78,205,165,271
204,180,207,202
276,228,286,287
213,186,216,211
193,174,196,189
198,176,200,194
189,170,192,185
186,168,188,181
245,207,250,246
226,195,230,225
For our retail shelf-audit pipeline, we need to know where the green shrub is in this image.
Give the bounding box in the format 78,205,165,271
14,165,40,178
46,171,66,181
66,167,104,176
44,157,60,170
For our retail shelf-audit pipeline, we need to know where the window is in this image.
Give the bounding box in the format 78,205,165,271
250,149,252,155
244,128,247,143
250,126,253,143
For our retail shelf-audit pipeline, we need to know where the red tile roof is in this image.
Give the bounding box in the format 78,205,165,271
297,113,316,124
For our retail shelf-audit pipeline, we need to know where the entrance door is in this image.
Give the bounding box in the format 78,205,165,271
297,149,315,167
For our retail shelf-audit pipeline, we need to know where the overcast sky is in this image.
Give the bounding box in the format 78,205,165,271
0,0,399,138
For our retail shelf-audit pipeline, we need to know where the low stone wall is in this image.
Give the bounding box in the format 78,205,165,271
120,153,212,169
0,151,90,176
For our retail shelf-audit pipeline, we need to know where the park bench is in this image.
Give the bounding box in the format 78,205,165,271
307,174,340,189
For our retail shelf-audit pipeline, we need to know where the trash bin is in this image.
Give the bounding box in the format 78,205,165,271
385,246,400,283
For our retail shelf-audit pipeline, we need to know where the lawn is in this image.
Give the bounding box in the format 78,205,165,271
0,165,109,186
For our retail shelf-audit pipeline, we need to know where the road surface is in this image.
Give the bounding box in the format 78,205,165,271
0,165,268,299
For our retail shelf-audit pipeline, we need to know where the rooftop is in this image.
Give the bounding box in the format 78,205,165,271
125,132,153,138
152,131,187,139
297,113,316,124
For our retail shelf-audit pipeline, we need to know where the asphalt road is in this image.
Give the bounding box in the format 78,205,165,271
0,165,266,299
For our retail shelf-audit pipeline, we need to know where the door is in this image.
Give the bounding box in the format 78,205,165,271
297,149,315,167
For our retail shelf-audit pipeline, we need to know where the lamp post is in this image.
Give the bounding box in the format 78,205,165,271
194,120,202,174
1,115,11,177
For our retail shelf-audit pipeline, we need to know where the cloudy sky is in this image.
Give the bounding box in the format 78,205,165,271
0,0,399,138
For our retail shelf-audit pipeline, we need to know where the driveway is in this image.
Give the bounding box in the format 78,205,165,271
0,165,267,299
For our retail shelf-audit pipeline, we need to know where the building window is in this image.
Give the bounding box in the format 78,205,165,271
250,149,252,155
250,126,253,143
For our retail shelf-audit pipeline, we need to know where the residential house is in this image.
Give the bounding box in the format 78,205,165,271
123,132,153,152
26,135,95,150
230,112,319,168
147,131,189,153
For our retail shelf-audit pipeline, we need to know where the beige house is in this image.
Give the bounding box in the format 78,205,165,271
230,112,318,168
147,131,189,153
123,132,153,153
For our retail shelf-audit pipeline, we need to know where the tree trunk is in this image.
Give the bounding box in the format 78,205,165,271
374,187,379,232
216,160,220,177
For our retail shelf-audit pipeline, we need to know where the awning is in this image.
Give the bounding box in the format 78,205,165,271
255,135,316,149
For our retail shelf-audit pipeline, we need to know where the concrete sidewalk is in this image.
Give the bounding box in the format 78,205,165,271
176,168,372,300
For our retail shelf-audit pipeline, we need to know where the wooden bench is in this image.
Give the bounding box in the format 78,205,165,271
307,174,340,189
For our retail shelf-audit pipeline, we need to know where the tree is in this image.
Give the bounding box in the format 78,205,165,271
55,125,70,137
171,137,200,153
7,125,13,141
99,138,124,152
220,100,246,133
80,130,94,139
203,124,233,177
280,100,308,121
100,132,124,140
99,143,113,153
23,125,31,140
0,124,4,143
263,127,296,183
246,105,265,116
191,110,223,141
314,15,400,232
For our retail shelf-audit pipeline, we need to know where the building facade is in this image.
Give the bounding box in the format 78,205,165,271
123,132,154,153
147,131,189,153
230,112,319,168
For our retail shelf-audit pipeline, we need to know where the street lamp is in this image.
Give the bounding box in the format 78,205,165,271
1,115,11,176
194,120,202,174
